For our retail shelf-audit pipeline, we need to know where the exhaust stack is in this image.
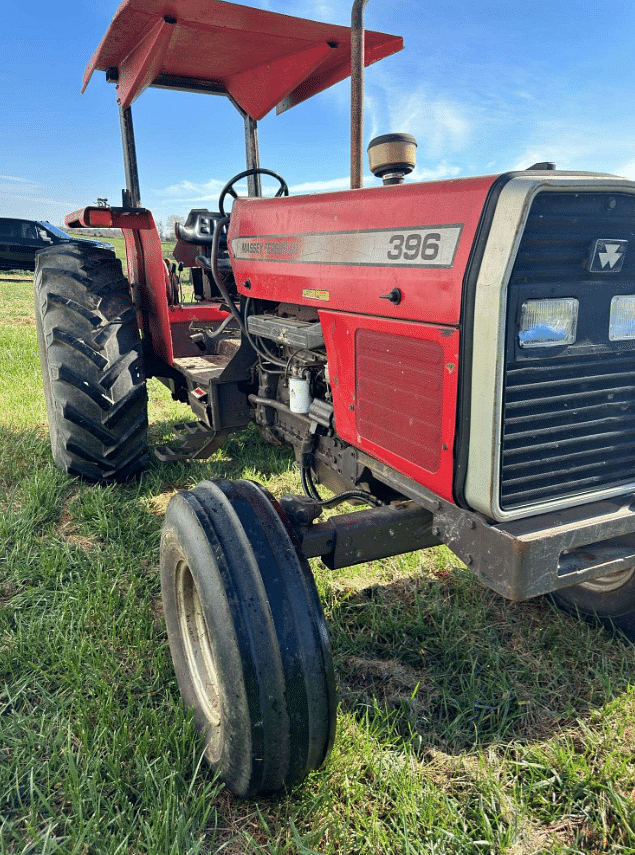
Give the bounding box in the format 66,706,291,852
350,0,369,189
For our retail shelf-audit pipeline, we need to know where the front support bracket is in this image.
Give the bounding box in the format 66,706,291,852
279,497,439,569
353,452,635,601
280,471,635,601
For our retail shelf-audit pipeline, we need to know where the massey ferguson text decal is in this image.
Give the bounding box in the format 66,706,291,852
232,224,463,268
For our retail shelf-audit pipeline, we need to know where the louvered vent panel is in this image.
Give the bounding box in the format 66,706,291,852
356,329,444,474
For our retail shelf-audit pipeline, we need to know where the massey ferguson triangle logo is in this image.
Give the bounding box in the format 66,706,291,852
587,238,628,273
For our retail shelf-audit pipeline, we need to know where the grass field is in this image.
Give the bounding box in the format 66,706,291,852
1,250,635,853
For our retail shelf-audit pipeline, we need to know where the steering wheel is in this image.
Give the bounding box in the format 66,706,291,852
218,168,289,217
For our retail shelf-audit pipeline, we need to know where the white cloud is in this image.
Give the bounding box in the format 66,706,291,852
158,177,226,204
510,133,635,177
290,160,460,194
155,159,463,211
0,174,34,183
0,175,43,195
0,175,77,218
411,161,462,182
364,91,383,143
509,148,568,173
290,176,351,193
285,0,347,24
617,161,635,181
363,72,472,164
385,88,470,157
0,190,75,207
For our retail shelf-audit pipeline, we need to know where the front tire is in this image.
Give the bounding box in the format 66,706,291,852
34,243,148,482
160,478,336,797
551,567,635,639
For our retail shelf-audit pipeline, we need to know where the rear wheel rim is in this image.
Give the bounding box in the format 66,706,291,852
175,559,222,756
578,566,635,594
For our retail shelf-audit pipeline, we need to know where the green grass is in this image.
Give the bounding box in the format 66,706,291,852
2,274,635,853
92,234,178,278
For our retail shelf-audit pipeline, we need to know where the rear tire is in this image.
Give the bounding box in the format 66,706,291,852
160,478,336,797
551,567,635,639
34,243,148,482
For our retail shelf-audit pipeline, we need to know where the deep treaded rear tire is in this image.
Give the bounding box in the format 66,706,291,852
34,243,148,482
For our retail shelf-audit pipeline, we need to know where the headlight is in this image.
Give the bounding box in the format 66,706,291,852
609,295,635,341
518,298,578,348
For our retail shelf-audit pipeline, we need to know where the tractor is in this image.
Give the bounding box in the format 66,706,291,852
35,0,635,797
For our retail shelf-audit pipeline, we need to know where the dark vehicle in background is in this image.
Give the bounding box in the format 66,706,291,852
0,218,113,271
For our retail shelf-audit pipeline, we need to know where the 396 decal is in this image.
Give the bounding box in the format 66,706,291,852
232,223,463,268
387,232,441,261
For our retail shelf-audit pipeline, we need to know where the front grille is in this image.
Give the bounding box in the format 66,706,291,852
501,350,635,507
500,190,635,510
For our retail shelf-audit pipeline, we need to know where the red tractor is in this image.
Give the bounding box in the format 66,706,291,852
35,0,635,796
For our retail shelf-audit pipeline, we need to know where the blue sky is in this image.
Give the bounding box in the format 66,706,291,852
3,0,635,230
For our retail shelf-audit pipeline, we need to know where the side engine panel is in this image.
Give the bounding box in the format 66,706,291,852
228,176,497,325
227,175,497,501
320,311,459,502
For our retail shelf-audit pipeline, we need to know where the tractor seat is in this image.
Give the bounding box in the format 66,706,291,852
175,209,225,245
173,208,233,303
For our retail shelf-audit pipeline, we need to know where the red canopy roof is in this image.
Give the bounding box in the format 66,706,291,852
82,0,403,120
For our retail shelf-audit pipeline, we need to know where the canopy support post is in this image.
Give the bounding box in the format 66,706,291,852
119,104,141,208
244,114,262,197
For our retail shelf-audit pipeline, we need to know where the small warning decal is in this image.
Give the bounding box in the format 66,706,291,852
302,289,330,301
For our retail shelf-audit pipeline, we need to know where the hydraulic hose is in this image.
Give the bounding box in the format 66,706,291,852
301,454,382,508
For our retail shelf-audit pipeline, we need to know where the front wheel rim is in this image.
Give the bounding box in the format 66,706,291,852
175,559,222,756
